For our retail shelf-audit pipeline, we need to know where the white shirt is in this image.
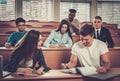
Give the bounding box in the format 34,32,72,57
71,39,108,68
95,28,101,38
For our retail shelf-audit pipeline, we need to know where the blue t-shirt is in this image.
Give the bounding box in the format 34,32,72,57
5,31,27,46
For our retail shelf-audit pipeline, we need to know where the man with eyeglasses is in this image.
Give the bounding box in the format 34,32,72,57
93,16,114,48
5,17,27,48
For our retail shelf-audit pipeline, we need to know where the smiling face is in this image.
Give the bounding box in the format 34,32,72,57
60,24,68,34
37,35,43,49
93,18,103,29
80,34,93,47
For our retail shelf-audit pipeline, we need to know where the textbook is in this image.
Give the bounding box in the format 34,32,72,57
76,66,98,76
60,66,98,76
60,66,118,80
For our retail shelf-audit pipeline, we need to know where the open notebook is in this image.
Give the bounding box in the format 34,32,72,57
0,55,11,78
60,66,118,80
60,66,98,76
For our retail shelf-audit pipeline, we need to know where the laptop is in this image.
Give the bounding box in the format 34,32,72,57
0,55,11,78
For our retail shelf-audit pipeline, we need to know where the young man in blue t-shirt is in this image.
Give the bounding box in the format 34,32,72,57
5,17,27,48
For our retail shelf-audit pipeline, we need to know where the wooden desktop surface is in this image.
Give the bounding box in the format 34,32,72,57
0,34,80,46
0,33,120,47
0,68,120,81
0,70,83,81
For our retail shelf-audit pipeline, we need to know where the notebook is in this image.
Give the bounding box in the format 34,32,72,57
85,73,119,80
60,68,77,74
60,66,119,80
76,66,98,76
60,66,98,76
0,55,11,78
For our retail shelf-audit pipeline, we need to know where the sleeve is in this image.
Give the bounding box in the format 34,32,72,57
5,33,15,46
37,49,50,72
3,51,21,72
64,35,73,48
99,42,109,55
71,43,77,55
43,30,55,47
106,30,114,48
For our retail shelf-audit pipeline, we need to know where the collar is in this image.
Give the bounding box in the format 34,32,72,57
95,27,101,32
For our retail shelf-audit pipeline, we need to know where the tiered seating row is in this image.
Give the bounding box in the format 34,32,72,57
0,34,80,47
0,21,118,34
0,47,120,69
0,33,120,47
0,21,120,47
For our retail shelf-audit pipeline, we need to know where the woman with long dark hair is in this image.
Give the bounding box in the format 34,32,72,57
4,30,50,74
43,20,73,48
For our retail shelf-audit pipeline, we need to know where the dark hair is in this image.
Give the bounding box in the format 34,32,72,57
12,30,42,61
69,9,76,13
56,20,72,40
80,24,94,37
94,16,102,21
15,17,25,25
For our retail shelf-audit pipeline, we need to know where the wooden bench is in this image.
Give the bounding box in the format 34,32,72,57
0,21,59,34
0,47,120,69
0,34,80,47
0,21,118,34
1,32,120,47
103,24,118,29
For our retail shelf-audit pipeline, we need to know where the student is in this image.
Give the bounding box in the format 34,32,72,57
93,16,114,48
63,9,81,35
61,24,111,73
4,30,50,74
43,20,73,48
5,17,27,48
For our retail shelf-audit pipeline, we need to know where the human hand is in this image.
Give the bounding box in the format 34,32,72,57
61,63,69,69
96,67,107,73
49,44,55,48
5,43,12,48
60,44,66,48
17,68,34,74
35,67,44,75
49,44,61,48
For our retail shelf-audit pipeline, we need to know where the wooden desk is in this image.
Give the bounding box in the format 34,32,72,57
109,47,120,68
1,32,120,47
0,70,83,81
0,34,80,47
0,47,71,69
0,68,120,81
0,47,120,69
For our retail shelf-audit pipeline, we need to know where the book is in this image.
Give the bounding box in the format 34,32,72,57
60,66,97,76
60,68,77,74
76,66,98,76
60,66,119,80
